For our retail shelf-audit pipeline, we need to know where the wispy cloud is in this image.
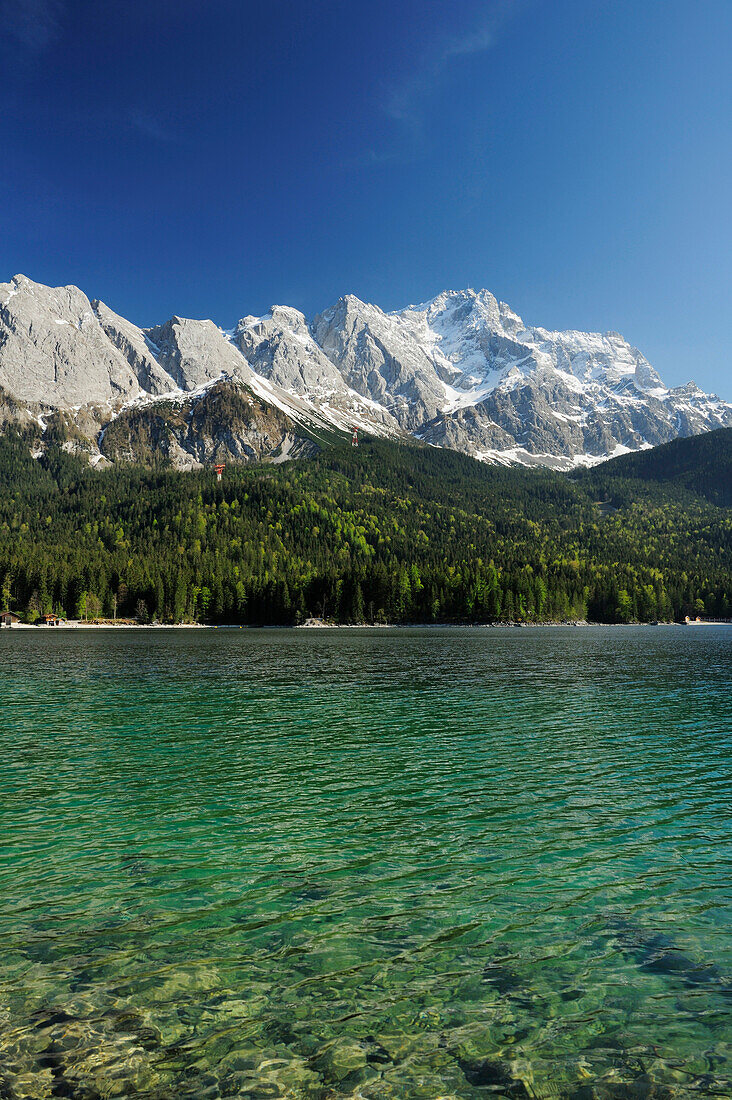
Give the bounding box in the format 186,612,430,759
382,2,520,138
341,11,515,172
0,0,62,52
127,110,181,145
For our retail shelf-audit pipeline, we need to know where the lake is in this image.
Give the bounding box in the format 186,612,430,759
1,626,730,1099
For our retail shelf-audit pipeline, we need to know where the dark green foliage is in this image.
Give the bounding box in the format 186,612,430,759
577,427,732,506
0,429,729,625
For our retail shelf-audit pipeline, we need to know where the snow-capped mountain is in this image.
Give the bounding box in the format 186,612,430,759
391,289,732,468
1,274,729,470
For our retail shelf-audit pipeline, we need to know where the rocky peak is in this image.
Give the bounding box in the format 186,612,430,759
236,304,346,397
0,274,144,407
91,299,175,396
0,274,729,471
312,294,446,429
234,302,402,435
144,316,254,392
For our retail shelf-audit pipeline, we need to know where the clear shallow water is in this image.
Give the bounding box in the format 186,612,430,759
1,626,730,1100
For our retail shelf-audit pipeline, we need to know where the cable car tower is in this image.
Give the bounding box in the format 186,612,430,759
214,463,225,482
351,428,358,448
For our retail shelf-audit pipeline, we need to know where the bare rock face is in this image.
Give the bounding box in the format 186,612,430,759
91,300,175,396
236,305,402,435
0,275,145,407
0,277,332,467
313,295,446,430
237,306,339,395
144,316,255,392
0,275,730,469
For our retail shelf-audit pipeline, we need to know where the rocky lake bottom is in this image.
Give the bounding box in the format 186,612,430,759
1,626,730,1099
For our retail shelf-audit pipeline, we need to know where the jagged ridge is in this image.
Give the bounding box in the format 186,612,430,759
1,274,729,469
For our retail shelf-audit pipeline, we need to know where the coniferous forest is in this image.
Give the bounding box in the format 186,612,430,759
0,428,730,626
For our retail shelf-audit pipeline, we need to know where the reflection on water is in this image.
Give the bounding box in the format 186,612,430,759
1,626,730,1098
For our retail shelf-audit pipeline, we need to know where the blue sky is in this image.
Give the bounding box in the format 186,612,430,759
2,0,730,394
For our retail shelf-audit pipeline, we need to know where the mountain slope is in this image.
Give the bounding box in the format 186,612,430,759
235,305,403,435
99,378,320,467
1,274,730,469
0,274,147,407
0,276,364,467
579,426,732,506
313,295,448,430
0,430,729,625
391,289,732,467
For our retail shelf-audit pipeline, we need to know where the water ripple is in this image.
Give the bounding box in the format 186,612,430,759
1,626,730,1098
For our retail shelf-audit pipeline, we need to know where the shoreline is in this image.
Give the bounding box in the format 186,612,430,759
2,620,717,633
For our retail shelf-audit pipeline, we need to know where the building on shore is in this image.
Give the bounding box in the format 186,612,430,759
0,610,21,627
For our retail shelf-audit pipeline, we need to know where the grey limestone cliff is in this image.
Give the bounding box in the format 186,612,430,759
1,274,730,470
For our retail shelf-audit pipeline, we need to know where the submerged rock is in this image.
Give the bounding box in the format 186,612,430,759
608,918,731,998
312,1037,369,1083
1,1001,169,1100
363,1035,393,1066
481,961,524,995
457,1055,530,1096
570,1074,674,1100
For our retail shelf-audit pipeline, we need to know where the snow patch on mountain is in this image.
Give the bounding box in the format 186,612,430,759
389,289,731,463
0,275,729,468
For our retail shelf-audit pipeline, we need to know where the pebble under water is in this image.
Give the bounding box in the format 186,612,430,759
1,625,730,1099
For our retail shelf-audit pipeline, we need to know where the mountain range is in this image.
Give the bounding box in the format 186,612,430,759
1,273,730,470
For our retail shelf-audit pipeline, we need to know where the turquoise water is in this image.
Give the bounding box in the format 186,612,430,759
1,626,730,1099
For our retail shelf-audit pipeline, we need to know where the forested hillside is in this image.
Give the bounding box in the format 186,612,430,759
0,430,730,625
577,427,732,506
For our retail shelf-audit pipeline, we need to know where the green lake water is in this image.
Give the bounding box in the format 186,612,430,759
1,626,730,1099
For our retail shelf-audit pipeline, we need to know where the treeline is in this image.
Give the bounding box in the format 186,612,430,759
0,431,730,625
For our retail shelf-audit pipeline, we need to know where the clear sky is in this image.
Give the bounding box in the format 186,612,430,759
2,0,730,394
